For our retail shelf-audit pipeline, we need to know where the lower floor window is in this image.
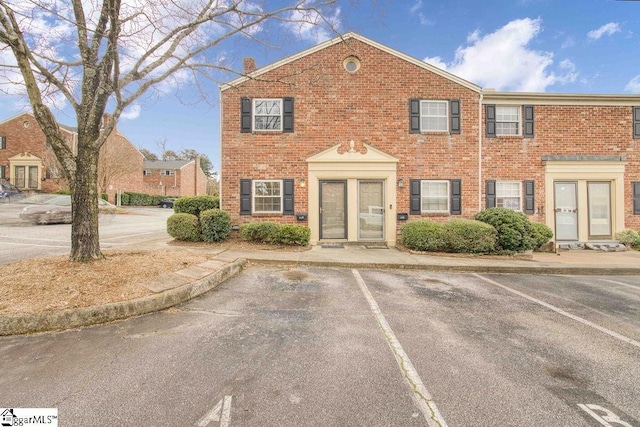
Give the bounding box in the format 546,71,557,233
421,180,449,212
253,180,282,213
496,181,521,210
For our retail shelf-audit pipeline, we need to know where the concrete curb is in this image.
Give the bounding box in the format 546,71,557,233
243,257,640,276
0,259,247,336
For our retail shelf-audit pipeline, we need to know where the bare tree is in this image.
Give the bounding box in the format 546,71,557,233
0,0,338,261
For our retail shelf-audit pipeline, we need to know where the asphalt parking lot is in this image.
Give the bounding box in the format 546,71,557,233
0,203,172,264
1,265,638,426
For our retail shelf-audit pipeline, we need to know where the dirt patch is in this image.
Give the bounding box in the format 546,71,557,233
0,236,310,316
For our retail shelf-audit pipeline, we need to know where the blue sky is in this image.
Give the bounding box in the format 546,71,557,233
1,0,639,175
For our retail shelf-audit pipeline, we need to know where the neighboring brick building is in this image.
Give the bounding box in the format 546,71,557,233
0,112,145,201
220,32,640,246
142,159,207,197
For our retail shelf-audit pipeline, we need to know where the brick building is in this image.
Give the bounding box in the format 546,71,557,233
142,159,207,197
220,32,640,247
0,112,145,200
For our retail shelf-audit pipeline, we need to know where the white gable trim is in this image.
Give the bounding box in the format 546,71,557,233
221,32,481,93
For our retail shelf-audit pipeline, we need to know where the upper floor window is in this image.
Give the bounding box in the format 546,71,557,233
0,136,6,150
143,170,151,176
496,106,520,135
410,99,460,134
241,97,294,133
160,170,175,176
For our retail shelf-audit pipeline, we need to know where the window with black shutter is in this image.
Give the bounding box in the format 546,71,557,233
283,98,294,133
524,180,535,214
0,136,6,149
485,105,496,137
485,180,496,208
0,165,5,179
634,107,640,139
409,99,420,134
240,179,252,214
240,98,252,133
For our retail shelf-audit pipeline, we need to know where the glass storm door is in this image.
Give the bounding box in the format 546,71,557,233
320,181,347,239
554,182,578,241
588,182,612,239
358,180,384,240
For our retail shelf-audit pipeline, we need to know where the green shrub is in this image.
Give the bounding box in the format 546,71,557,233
199,209,231,243
401,221,447,252
616,229,640,249
167,213,200,241
273,225,310,246
53,189,71,195
474,208,536,253
443,219,497,253
530,221,554,249
239,222,280,243
174,195,220,216
120,192,165,206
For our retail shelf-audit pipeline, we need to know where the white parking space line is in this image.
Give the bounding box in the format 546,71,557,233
352,269,448,427
0,241,69,248
599,278,640,291
474,274,640,349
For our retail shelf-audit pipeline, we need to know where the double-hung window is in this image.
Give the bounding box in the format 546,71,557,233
253,99,282,131
143,170,151,176
421,180,450,213
496,181,521,210
253,180,282,213
495,106,520,136
161,170,175,176
420,101,448,132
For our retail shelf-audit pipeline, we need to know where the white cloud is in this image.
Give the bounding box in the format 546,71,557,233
418,13,432,26
587,23,621,40
423,18,577,92
285,6,342,43
120,104,141,120
410,0,423,14
424,56,448,71
625,75,640,93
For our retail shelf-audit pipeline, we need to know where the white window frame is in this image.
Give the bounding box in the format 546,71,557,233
252,179,283,214
496,181,522,211
495,106,521,136
143,170,151,176
253,98,283,131
420,100,449,132
161,170,175,176
420,180,450,213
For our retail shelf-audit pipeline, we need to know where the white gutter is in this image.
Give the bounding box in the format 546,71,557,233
478,91,483,212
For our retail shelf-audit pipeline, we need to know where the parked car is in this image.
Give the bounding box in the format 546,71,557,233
0,181,25,202
158,197,177,208
19,195,117,224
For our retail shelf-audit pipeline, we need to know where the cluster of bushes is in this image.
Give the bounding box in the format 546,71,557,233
616,229,640,250
167,209,231,243
239,222,310,246
401,208,553,254
173,195,219,214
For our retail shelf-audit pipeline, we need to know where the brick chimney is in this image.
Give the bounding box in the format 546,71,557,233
243,57,257,74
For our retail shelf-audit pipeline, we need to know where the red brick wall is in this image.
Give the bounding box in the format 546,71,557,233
141,162,208,197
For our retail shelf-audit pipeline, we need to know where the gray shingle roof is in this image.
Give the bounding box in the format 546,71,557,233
143,160,191,169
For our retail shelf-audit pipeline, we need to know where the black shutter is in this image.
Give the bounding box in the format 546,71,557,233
450,179,462,215
634,107,640,139
0,136,5,149
486,180,496,208
410,179,421,214
450,100,461,134
523,105,534,138
283,98,294,133
241,98,252,133
283,179,294,215
240,179,252,215
486,105,496,137
634,182,640,215
409,99,421,133
524,180,535,214
0,165,5,179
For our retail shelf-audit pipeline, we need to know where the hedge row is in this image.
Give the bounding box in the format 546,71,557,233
402,208,553,254
120,192,166,206
239,221,310,246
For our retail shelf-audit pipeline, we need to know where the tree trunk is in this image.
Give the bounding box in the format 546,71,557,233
70,139,103,262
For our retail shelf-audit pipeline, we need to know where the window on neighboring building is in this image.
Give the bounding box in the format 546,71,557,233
495,106,520,135
0,136,6,149
496,181,521,210
420,180,450,213
160,170,175,176
253,180,282,213
420,101,448,132
253,99,283,131
143,170,151,176
0,165,6,179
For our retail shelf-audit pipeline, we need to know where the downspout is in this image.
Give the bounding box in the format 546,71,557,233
218,86,223,205
478,90,483,212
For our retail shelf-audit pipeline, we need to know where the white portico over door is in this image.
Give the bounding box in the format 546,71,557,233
306,141,399,246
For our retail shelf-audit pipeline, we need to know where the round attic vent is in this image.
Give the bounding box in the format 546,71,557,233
343,56,361,73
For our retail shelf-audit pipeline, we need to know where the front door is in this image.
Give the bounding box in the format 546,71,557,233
358,180,384,240
320,180,347,239
588,181,612,239
554,181,578,241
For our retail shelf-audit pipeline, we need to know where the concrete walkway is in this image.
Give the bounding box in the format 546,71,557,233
2,242,639,336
